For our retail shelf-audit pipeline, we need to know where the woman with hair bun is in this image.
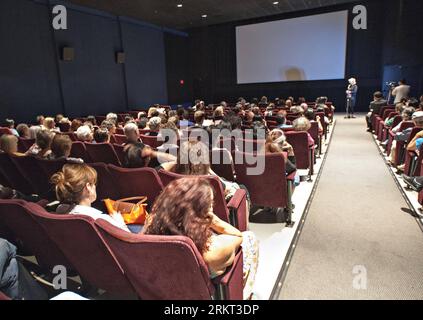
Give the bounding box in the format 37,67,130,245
50,163,129,232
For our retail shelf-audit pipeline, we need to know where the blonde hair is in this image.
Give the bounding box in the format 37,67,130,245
147,107,158,118
51,164,97,204
293,116,311,132
43,117,56,130
0,134,18,154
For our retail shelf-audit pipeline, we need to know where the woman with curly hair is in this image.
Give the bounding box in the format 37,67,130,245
144,177,259,299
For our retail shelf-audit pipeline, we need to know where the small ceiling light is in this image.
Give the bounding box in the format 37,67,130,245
177,4,183,8
273,1,279,4
202,14,207,18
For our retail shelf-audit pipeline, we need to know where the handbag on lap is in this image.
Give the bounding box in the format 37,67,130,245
103,196,148,225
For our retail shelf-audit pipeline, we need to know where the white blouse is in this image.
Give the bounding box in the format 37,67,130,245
69,205,130,232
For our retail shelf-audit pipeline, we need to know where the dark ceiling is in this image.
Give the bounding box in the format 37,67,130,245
67,0,360,30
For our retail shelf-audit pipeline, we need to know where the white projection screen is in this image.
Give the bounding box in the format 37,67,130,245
236,11,348,84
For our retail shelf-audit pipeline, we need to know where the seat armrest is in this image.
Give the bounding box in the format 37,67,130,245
227,189,247,232
212,250,243,300
286,171,297,181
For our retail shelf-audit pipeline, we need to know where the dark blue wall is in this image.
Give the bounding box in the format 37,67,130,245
188,0,423,112
0,0,63,123
0,0,180,123
54,8,127,117
120,19,168,108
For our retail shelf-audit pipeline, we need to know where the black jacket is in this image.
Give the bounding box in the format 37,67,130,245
369,99,388,115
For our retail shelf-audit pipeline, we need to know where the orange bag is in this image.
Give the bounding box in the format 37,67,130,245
103,196,148,225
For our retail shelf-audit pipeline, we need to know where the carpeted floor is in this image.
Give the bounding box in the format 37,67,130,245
279,115,423,300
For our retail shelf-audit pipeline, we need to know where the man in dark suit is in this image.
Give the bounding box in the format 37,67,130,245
366,91,388,132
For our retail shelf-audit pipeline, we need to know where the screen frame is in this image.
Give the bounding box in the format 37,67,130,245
235,10,349,85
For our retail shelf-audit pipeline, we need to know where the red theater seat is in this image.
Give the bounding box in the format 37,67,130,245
28,205,136,297
85,143,121,166
96,219,243,300
234,152,295,226
0,200,74,272
70,142,91,163
108,165,164,209
285,131,314,178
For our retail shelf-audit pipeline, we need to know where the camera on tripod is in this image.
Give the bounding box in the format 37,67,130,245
386,81,397,88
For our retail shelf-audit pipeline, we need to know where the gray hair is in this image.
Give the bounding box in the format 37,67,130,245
76,125,93,141
106,113,118,124
293,116,311,132
148,117,162,130
124,122,139,135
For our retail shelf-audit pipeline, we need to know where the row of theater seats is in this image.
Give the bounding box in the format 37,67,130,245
0,150,298,299
372,106,423,208
0,199,245,300
0,150,295,225
7,125,318,181
373,105,421,174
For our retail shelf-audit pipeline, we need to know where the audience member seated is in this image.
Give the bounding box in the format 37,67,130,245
392,107,415,134
3,119,19,137
101,120,116,135
290,105,304,115
380,107,415,148
0,238,47,300
16,124,30,139
389,111,423,169
123,122,141,145
157,122,179,153
0,134,25,156
70,119,82,132
292,117,315,147
145,117,161,136
86,115,97,127
123,142,175,169
402,174,423,192
147,107,159,119
406,129,423,153
251,121,267,140
137,111,147,120
160,140,247,203
76,125,93,142
26,130,54,158
93,127,110,144
193,111,206,128
275,116,292,129
264,104,275,117
177,108,194,127
43,117,60,133
137,117,148,130
213,106,225,124
304,109,324,134
384,101,407,129
51,163,130,232
48,134,83,163
366,91,388,132
55,114,64,124
285,99,293,110
263,129,297,175
143,177,259,300
106,113,118,126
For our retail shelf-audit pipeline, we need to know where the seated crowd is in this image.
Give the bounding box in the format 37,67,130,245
0,96,333,300
367,91,423,208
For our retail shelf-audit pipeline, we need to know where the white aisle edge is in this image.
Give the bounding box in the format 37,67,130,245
250,118,337,300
